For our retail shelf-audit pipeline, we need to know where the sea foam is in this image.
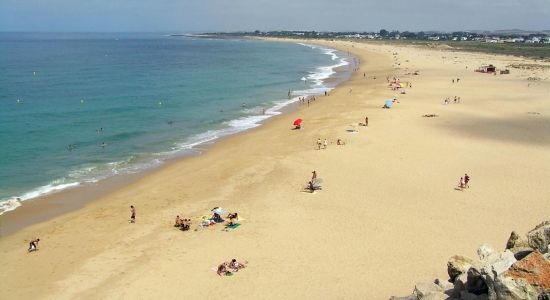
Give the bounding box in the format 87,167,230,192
0,42,351,216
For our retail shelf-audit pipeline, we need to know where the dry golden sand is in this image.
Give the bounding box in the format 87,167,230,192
1,39,549,299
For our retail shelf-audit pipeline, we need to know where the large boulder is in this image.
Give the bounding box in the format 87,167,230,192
468,245,517,298
448,255,475,282
527,221,550,254
506,231,528,249
475,245,517,278
493,252,550,300
506,231,535,260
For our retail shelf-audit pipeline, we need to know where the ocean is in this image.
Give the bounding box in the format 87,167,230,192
0,33,351,215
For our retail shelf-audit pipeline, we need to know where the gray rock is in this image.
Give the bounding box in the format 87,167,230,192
415,282,443,298
434,278,454,291
510,247,535,260
539,290,550,300
483,250,517,276
527,221,550,254
506,231,535,260
451,273,468,299
389,296,417,300
506,231,528,249
467,248,516,298
477,244,496,260
420,292,447,300
448,255,476,282
466,267,488,295
460,291,488,300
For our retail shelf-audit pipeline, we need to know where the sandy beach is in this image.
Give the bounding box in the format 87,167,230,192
1,39,549,299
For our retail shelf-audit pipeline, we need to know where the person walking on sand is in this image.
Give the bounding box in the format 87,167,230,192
130,205,136,223
458,177,465,190
28,238,40,252
317,138,322,150
323,139,328,149
312,170,317,180
464,173,470,188
365,116,369,126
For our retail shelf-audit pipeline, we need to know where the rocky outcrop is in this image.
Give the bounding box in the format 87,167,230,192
493,252,550,299
528,221,550,254
390,221,550,300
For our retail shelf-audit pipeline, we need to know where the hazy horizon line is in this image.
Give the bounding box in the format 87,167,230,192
1,28,550,34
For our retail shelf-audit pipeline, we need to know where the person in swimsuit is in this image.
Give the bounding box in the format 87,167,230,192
217,263,229,276
28,238,40,252
228,259,247,272
227,213,238,226
130,205,136,223
175,215,182,227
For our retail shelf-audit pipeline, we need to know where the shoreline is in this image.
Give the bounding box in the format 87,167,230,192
0,39,355,236
1,38,548,299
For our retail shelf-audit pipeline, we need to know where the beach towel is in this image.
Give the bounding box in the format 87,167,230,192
211,267,233,276
225,223,241,229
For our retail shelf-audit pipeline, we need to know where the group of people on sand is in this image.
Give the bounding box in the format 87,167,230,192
443,96,461,105
458,173,471,190
196,211,239,228
174,216,192,231
316,138,329,150
217,259,247,276
299,96,316,107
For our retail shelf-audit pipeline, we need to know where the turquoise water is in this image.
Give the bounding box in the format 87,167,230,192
0,33,350,214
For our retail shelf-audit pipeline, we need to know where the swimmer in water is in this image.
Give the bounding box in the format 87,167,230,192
100,142,107,148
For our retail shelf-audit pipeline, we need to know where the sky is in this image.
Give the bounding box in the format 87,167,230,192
1,0,549,32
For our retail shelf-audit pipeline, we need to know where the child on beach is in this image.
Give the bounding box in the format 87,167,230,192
458,177,465,190
323,139,328,149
